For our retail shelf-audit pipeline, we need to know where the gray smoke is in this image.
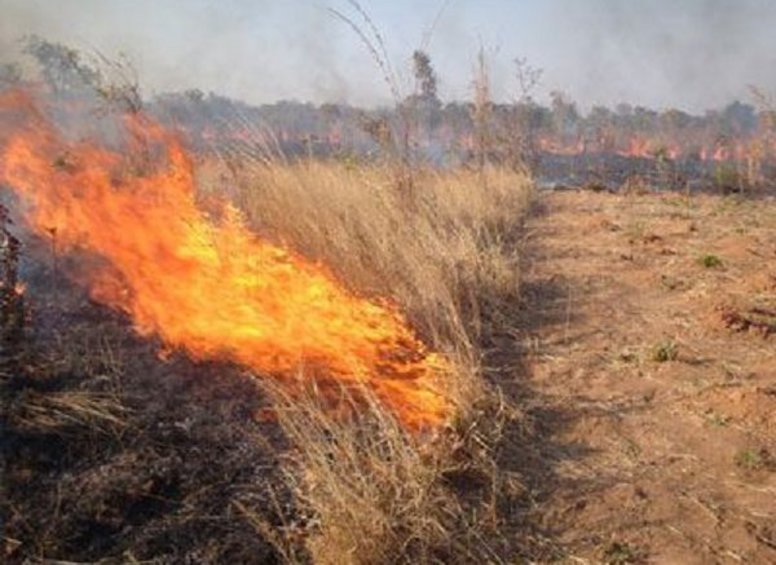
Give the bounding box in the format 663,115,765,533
0,0,382,104
2,0,776,111
543,0,776,111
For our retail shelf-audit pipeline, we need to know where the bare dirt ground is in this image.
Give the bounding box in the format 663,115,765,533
516,189,775,563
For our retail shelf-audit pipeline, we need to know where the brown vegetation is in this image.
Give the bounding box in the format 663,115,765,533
2,149,533,563
213,159,533,562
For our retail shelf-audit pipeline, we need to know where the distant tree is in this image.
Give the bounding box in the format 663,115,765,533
632,106,658,134
550,91,579,141
441,101,473,135
22,36,100,96
615,103,633,118
503,57,544,171
721,101,757,135
471,47,493,178
659,108,692,130
587,105,617,152
411,50,438,104
403,49,442,159
320,102,343,121
514,57,542,103
186,88,205,104
0,63,22,89
22,37,142,113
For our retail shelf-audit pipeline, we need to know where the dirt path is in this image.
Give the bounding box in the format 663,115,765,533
518,190,776,564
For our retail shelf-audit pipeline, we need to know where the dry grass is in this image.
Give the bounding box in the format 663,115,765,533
204,158,529,339
201,156,533,563
9,389,128,435
214,156,532,422
258,379,511,564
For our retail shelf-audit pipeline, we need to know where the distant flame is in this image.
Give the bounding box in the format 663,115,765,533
617,138,652,159
0,92,450,429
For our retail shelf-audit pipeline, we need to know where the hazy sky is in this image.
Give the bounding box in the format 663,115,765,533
2,0,776,112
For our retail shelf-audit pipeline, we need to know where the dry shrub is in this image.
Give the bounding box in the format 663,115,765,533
202,155,532,563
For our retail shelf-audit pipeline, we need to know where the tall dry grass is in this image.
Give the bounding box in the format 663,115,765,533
257,377,511,565
204,159,528,336
200,157,531,414
201,155,532,563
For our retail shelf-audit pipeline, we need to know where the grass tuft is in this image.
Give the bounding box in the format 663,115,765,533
699,253,723,268
651,339,678,363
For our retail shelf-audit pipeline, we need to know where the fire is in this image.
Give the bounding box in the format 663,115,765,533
617,138,652,159
0,93,450,429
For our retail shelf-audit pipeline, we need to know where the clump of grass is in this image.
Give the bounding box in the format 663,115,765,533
618,350,638,364
625,220,646,242
603,540,646,564
699,254,723,268
621,175,651,195
259,378,508,564
651,339,678,363
735,448,764,470
10,390,128,435
706,412,731,428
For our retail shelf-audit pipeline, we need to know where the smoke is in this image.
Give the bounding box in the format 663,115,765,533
0,0,380,105
546,0,776,111
2,0,776,111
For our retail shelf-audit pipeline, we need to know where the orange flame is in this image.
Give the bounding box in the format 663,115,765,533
0,94,450,429
617,138,652,159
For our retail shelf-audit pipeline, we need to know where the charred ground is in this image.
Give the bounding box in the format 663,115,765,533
2,255,291,563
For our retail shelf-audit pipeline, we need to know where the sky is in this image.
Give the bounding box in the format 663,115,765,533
2,0,776,112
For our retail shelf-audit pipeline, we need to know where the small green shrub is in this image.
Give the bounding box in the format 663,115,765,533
652,340,678,363
706,412,731,428
603,541,645,564
736,449,763,470
699,254,723,269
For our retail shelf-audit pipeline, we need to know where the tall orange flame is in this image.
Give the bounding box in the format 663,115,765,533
0,93,450,429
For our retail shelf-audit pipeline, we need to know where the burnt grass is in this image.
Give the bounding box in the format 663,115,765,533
1,260,292,563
